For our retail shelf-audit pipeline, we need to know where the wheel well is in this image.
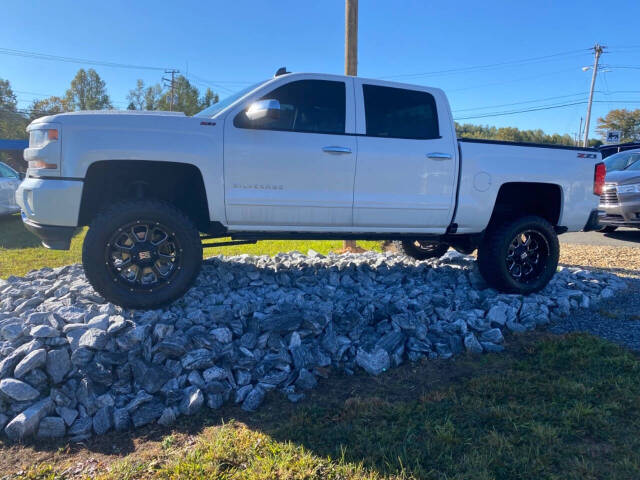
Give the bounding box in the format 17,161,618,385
79,160,210,230
489,182,562,227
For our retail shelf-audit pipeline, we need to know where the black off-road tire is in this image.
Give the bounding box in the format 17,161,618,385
477,215,559,294
393,240,449,260
598,225,617,233
82,199,202,309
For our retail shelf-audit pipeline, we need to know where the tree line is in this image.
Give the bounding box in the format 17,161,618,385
2,69,639,147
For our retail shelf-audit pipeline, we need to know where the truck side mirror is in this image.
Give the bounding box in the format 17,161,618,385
245,99,280,121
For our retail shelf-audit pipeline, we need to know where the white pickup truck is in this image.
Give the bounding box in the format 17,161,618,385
17,70,605,308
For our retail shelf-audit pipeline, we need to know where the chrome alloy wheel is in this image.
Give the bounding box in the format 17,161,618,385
505,229,549,283
105,221,181,291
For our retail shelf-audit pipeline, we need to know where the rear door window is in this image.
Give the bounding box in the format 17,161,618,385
362,84,439,140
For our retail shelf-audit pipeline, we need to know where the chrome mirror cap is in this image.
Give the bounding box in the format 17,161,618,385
246,99,281,121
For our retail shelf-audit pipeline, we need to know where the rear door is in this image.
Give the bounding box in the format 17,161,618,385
352,80,458,231
223,77,357,227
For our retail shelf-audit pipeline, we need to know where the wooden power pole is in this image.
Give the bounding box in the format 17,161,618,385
583,44,604,148
343,0,361,253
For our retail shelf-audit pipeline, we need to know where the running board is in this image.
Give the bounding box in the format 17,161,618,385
200,239,257,248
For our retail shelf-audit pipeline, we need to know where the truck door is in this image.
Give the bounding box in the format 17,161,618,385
223,77,357,227
352,80,458,231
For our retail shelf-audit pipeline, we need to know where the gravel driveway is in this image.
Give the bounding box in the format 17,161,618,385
0,250,625,441
549,242,640,350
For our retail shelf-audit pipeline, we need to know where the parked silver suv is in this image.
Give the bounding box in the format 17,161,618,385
598,152,640,232
0,161,21,216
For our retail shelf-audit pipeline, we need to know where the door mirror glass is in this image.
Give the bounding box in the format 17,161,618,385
245,99,281,121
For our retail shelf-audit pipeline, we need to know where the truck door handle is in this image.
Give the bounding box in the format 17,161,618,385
322,146,352,154
427,152,452,160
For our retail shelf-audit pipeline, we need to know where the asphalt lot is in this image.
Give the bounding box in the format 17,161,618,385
559,228,640,247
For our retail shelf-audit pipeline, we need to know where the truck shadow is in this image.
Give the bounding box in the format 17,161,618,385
0,214,42,249
604,229,640,244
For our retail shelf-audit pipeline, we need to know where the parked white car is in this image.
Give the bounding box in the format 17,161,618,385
16,70,604,308
0,161,21,216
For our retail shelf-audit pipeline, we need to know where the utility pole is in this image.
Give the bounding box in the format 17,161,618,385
577,117,583,146
342,0,361,253
163,69,179,111
345,0,358,76
583,44,604,147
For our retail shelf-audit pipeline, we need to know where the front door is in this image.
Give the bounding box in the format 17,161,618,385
223,77,356,227
352,80,458,231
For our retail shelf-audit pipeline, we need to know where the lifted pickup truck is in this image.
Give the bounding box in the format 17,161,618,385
17,71,605,308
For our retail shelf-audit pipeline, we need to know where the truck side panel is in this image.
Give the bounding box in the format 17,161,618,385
454,140,600,233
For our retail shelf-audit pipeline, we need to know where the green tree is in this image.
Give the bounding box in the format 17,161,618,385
144,84,163,110
0,78,18,112
156,75,202,115
0,78,28,140
127,79,146,110
455,123,574,146
28,96,70,121
128,77,218,115
596,109,640,143
65,68,112,110
200,87,219,110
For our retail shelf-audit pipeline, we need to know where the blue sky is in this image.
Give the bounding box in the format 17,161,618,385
2,0,639,140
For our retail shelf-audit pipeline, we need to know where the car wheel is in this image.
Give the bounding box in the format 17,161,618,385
82,199,202,308
477,215,559,294
598,225,617,233
393,240,449,260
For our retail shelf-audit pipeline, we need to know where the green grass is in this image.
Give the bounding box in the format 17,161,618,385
0,214,382,278
11,334,640,479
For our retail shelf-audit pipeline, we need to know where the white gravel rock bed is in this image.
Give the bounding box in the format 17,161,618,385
0,251,626,441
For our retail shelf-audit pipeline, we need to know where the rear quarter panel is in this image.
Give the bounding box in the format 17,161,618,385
455,140,600,233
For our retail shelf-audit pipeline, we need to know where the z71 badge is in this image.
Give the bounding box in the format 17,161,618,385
577,153,598,159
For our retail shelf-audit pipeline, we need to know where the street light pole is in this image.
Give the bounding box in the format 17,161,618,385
583,44,604,147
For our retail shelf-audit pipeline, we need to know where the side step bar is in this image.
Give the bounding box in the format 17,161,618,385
200,236,257,248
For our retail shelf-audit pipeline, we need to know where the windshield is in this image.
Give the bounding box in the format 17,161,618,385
604,150,640,172
194,80,268,117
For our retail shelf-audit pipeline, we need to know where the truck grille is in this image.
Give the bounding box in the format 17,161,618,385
600,184,618,205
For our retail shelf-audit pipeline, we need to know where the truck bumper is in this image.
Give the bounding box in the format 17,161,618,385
598,196,640,229
22,214,76,250
16,177,83,227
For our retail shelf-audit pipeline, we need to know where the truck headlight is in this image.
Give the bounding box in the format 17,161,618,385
26,127,60,171
29,128,58,148
616,183,640,194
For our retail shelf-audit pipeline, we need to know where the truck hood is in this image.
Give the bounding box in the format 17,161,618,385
28,109,205,132
605,169,640,185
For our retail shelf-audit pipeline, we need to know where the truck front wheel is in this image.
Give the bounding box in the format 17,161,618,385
393,240,449,260
477,215,559,294
82,199,202,309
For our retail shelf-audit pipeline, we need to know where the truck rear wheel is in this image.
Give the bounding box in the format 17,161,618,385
393,240,449,260
477,215,559,294
82,199,202,309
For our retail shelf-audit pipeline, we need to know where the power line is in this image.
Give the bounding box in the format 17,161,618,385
453,90,640,113
454,100,640,121
452,92,590,113
379,48,590,80
0,47,174,71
